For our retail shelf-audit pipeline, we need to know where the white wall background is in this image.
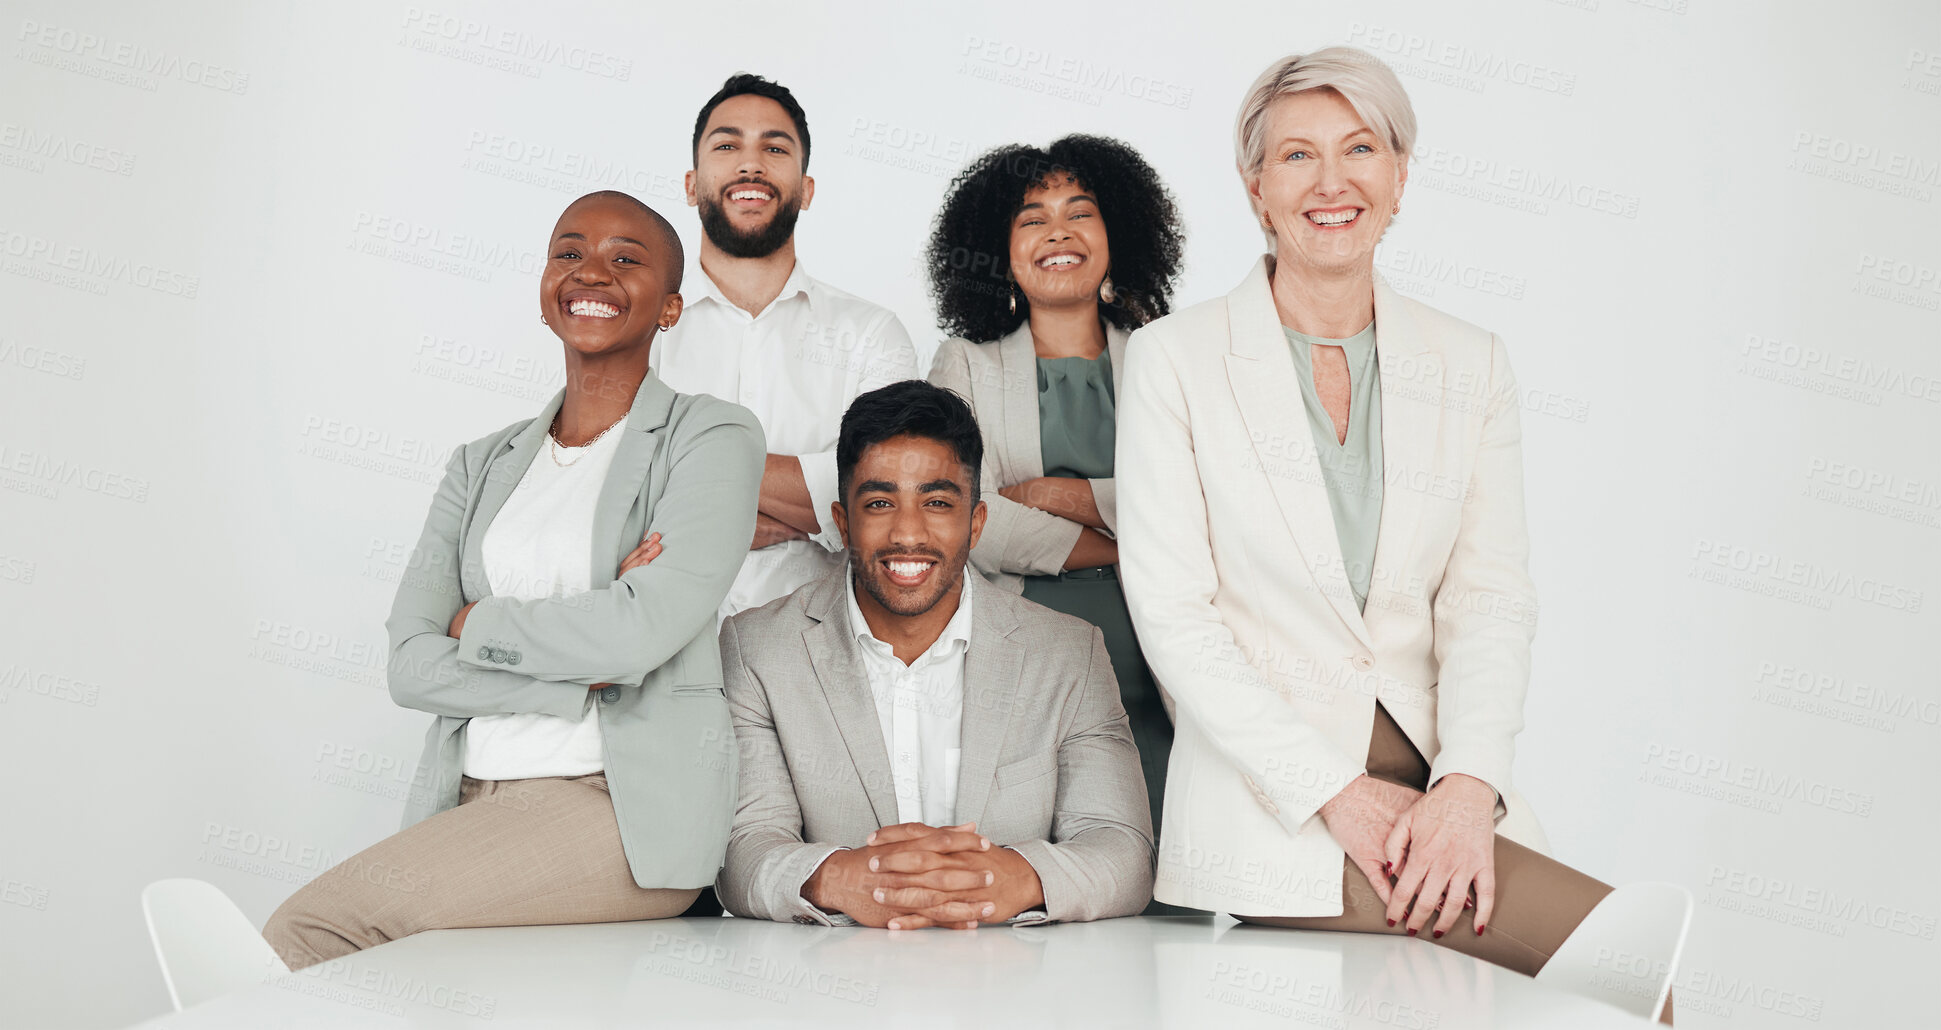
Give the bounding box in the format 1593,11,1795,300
2,0,1936,1025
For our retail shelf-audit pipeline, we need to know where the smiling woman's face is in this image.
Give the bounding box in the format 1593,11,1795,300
539,196,681,357
1249,88,1406,277
1008,172,1110,311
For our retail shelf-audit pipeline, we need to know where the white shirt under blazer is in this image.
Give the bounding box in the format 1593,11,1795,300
1116,253,1551,917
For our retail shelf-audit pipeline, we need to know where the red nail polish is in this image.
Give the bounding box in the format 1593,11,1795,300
1407,928,1418,936
1386,919,1395,927
1475,924,1486,935
1432,930,1443,939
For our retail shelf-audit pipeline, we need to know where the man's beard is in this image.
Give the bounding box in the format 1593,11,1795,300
698,185,801,259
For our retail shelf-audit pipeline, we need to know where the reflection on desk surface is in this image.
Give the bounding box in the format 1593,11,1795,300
131,915,1648,1029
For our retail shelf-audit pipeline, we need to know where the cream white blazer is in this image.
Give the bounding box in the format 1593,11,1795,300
1116,254,1551,916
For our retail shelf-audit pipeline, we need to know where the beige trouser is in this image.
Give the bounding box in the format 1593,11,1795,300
1235,704,1673,1025
263,773,699,970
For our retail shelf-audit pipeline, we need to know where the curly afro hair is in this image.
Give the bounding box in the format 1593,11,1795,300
926,134,1184,343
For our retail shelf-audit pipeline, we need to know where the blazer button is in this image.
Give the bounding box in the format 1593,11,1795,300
505,652,521,666
600,687,621,703
477,646,492,661
1353,655,1374,671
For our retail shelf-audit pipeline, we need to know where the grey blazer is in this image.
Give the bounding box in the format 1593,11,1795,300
926,322,1127,593
714,562,1155,925
386,373,764,889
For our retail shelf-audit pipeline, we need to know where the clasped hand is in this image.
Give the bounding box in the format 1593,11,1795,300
801,821,1045,930
1319,771,1499,939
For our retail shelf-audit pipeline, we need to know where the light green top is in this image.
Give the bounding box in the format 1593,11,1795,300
1035,350,1116,480
1283,322,1383,611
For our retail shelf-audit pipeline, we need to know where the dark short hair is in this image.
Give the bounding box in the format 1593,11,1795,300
837,380,983,502
926,134,1184,343
691,73,811,174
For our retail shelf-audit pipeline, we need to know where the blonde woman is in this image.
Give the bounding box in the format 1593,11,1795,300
1116,47,1670,1021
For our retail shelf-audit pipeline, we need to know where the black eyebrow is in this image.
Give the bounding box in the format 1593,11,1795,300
552,232,649,249
854,478,965,496
706,126,797,146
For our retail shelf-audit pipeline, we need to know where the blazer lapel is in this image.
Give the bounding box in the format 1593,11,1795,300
951,581,1023,828
1366,278,1440,627
462,388,563,599
586,374,672,586
801,565,900,826
995,323,1045,482
1225,255,1373,650
1106,322,1129,400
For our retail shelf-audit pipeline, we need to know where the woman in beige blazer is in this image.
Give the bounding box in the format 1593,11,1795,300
1117,49,1661,1015
925,136,1184,910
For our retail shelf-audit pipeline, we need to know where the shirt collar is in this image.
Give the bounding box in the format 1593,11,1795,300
843,562,974,663
688,256,819,319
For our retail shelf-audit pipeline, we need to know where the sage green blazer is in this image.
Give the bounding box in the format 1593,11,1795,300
385,372,764,888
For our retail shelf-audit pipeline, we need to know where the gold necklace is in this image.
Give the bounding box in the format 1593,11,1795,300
547,412,625,467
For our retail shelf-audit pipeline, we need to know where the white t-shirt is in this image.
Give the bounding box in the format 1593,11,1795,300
462,420,625,780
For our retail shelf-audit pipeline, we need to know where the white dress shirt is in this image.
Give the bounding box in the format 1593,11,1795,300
846,571,973,826
649,260,918,619
463,426,623,779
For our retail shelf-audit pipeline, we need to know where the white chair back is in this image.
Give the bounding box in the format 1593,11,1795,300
1536,881,1693,1022
140,878,290,1011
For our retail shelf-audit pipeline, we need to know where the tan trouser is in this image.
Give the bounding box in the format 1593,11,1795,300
263,773,699,970
1235,704,1673,1025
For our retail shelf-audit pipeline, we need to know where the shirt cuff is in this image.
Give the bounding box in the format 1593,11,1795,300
1001,844,1053,926
791,844,851,926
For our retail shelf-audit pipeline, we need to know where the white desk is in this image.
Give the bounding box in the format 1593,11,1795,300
129,915,1649,1028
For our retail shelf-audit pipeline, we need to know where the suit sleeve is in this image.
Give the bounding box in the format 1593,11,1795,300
714,616,849,925
798,311,921,553
454,406,765,686
1116,327,1367,832
1005,627,1156,923
384,446,593,720
926,336,1084,576
1088,477,1117,535
1426,333,1534,816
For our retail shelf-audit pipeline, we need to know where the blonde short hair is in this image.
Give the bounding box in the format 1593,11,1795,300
1234,47,1417,238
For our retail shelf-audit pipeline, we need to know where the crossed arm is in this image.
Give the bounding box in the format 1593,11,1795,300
384,412,764,719
926,338,1118,574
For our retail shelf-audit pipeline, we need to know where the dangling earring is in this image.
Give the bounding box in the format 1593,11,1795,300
1008,283,1017,315
1099,274,1117,304
1262,211,1274,231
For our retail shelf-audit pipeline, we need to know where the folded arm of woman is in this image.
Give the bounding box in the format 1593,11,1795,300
387,407,764,718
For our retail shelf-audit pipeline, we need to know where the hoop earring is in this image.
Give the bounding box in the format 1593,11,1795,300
1099,274,1116,304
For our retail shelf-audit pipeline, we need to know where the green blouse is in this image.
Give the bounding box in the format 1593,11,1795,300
1283,322,1383,611
1035,350,1116,480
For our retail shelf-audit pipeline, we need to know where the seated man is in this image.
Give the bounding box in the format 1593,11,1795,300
717,380,1155,928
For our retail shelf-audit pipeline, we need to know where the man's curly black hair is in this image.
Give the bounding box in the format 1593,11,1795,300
926,134,1185,343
